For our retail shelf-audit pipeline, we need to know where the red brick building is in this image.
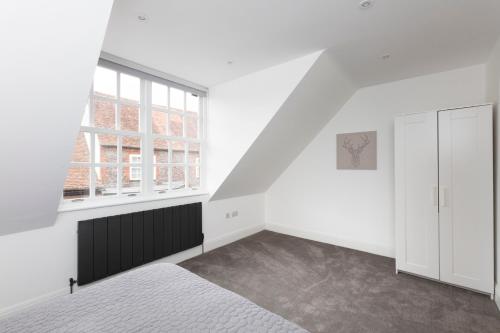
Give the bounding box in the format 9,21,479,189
64,93,200,199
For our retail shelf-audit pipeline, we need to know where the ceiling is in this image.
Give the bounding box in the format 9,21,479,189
103,0,500,87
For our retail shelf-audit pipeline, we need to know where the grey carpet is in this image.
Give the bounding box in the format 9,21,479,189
179,230,500,333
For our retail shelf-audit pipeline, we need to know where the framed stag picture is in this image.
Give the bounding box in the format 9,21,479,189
336,131,377,170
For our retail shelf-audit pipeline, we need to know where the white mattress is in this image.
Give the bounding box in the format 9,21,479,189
0,263,307,332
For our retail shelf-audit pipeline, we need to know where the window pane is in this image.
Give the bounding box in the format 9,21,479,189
94,100,116,129
171,141,185,163
186,93,199,114
122,136,141,163
171,166,185,190
152,82,167,107
81,103,90,126
170,87,184,110
129,166,142,181
122,169,141,194
154,166,169,192
153,138,169,163
120,104,140,132
95,134,117,163
188,166,200,189
168,113,183,137
95,166,117,197
94,66,116,98
185,116,198,139
63,167,89,200
188,143,200,164
120,73,140,102
152,109,167,135
71,132,91,163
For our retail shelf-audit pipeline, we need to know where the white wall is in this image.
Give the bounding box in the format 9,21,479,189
485,36,500,307
204,194,265,250
0,0,114,235
266,64,487,258
0,193,265,316
207,51,321,195
212,50,356,200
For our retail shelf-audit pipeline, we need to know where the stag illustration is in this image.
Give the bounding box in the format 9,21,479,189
342,134,370,167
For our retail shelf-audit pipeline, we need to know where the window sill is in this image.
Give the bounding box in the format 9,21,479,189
58,190,209,213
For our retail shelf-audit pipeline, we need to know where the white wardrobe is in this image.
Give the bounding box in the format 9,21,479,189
394,104,493,296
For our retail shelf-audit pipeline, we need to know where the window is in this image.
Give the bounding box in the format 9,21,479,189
63,61,205,202
129,155,142,181
128,155,157,181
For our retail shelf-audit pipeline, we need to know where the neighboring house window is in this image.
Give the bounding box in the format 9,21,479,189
129,155,157,181
129,155,142,181
63,60,204,202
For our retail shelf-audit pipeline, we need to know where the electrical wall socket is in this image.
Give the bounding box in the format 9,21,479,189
225,211,239,219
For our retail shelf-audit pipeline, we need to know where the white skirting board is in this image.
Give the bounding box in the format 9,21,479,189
204,225,265,252
0,287,68,320
495,284,500,310
265,222,394,258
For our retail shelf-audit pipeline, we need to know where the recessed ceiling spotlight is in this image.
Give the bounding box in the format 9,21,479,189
382,54,391,60
227,60,233,65
137,14,148,22
359,0,373,9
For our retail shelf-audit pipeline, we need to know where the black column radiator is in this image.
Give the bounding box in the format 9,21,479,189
77,202,203,286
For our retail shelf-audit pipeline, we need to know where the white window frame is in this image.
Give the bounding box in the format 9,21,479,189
62,56,206,208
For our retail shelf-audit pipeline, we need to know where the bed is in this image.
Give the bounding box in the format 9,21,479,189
1,263,307,332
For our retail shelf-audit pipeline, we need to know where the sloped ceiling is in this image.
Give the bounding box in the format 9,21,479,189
104,0,500,87
206,51,322,195
210,50,356,200
0,1,114,235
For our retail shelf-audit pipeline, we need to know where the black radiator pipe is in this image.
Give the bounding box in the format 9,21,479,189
69,278,77,294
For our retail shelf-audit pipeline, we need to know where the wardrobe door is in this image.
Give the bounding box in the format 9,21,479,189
395,112,439,279
438,105,493,294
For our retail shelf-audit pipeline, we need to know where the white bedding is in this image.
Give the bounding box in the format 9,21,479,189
0,263,307,332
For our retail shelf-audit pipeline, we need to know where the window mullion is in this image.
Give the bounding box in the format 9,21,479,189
89,84,95,126
198,95,205,191
115,71,122,196
167,85,174,197
116,71,121,131
168,141,173,191
117,135,123,195
184,141,188,190
89,86,96,199
167,87,171,136
182,91,187,139
80,126,142,137
90,130,96,199
143,79,153,195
